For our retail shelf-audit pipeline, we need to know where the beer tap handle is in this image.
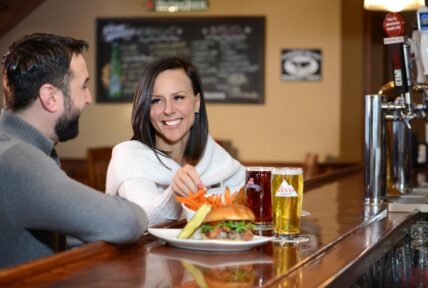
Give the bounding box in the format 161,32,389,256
412,30,427,84
404,117,412,129
400,110,413,129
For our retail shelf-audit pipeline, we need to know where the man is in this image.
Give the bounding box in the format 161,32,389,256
0,33,148,268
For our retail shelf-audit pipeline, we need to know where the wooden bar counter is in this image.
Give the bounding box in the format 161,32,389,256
0,166,424,287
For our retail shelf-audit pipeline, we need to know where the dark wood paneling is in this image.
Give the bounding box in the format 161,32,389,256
0,0,45,38
60,158,89,186
60,156,358,190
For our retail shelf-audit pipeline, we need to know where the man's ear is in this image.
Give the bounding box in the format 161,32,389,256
39,84,61,113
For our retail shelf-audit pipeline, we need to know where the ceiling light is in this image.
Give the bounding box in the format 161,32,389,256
364,0,425,12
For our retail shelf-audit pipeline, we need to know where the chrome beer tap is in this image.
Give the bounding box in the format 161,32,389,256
365,12,425,204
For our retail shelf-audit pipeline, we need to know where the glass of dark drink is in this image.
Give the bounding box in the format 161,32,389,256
245,167,273,230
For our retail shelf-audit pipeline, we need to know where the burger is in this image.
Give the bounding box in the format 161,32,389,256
150,245,270,288
181,261,256,288
202,264,256,287
199,204,255,241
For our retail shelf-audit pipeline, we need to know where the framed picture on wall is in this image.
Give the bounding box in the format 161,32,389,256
96,17,266,103
281,49,322,81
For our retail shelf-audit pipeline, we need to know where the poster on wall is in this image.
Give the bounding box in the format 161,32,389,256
281,49,322,81
96,17,265,103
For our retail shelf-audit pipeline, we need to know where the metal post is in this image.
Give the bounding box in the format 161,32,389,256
365,95,387,204
392,119,413,193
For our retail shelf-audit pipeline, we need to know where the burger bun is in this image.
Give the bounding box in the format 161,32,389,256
203,204,255,223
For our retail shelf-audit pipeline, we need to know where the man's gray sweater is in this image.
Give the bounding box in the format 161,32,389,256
0,109,148,268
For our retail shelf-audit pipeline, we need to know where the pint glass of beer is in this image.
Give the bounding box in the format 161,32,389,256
272,167,307,242
245,167,272,229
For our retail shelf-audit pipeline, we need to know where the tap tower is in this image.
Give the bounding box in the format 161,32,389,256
365,10,428,204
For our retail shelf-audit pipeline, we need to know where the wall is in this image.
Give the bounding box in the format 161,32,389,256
0,0,364,163
341,0,364,163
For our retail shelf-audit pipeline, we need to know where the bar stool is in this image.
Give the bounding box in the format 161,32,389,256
87,146,113,192
304,153,319,179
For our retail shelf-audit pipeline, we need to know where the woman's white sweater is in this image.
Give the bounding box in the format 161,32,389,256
106,136,245,226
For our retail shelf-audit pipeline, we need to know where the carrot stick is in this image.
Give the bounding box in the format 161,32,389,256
216,195,221,207
192,198,202,207
225,188,231,204
193,189,205,199
176,186,241,210
176,197,194,206
175,196,188,203
185,203,198,210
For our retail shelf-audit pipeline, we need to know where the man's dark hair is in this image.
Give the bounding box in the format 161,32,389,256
1,33,88,111
131,57,209,166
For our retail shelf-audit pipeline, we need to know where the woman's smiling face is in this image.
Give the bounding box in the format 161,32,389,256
150,68,200,151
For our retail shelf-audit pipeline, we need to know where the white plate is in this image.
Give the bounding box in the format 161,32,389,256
301,210,311,217
148,228,272,252
148,246,273,268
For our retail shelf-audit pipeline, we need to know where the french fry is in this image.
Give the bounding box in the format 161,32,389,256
216,194,222,207
193,189,205,199
231,191,238,202
188,191,194,199
176,197,197,210
175,196,191,205
224,188,231,204
233,186,246,205
175,186,242,211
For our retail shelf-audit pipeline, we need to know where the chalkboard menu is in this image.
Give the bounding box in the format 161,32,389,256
96,17,265,103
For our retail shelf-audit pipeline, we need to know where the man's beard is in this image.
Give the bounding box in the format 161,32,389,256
54,96,81,142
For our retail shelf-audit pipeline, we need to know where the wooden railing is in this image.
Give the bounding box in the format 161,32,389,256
60,157,359,190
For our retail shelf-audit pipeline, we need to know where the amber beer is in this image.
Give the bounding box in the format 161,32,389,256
272,167,304,238
245,167,272,229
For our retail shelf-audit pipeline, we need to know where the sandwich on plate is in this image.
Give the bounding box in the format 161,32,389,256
178,204,255,241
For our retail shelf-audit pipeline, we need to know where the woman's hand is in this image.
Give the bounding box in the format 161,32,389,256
172,164,203,196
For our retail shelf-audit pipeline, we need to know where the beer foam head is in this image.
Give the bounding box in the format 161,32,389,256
272,167,303,175
246,166,273,172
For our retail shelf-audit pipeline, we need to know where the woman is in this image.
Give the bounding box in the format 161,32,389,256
106,57,245,226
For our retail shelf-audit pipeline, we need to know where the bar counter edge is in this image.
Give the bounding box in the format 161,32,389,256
1,165,424,287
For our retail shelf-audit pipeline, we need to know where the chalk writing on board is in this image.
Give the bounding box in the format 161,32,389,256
96,17,265,103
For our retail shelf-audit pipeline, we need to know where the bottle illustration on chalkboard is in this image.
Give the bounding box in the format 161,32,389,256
109,43,122,98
